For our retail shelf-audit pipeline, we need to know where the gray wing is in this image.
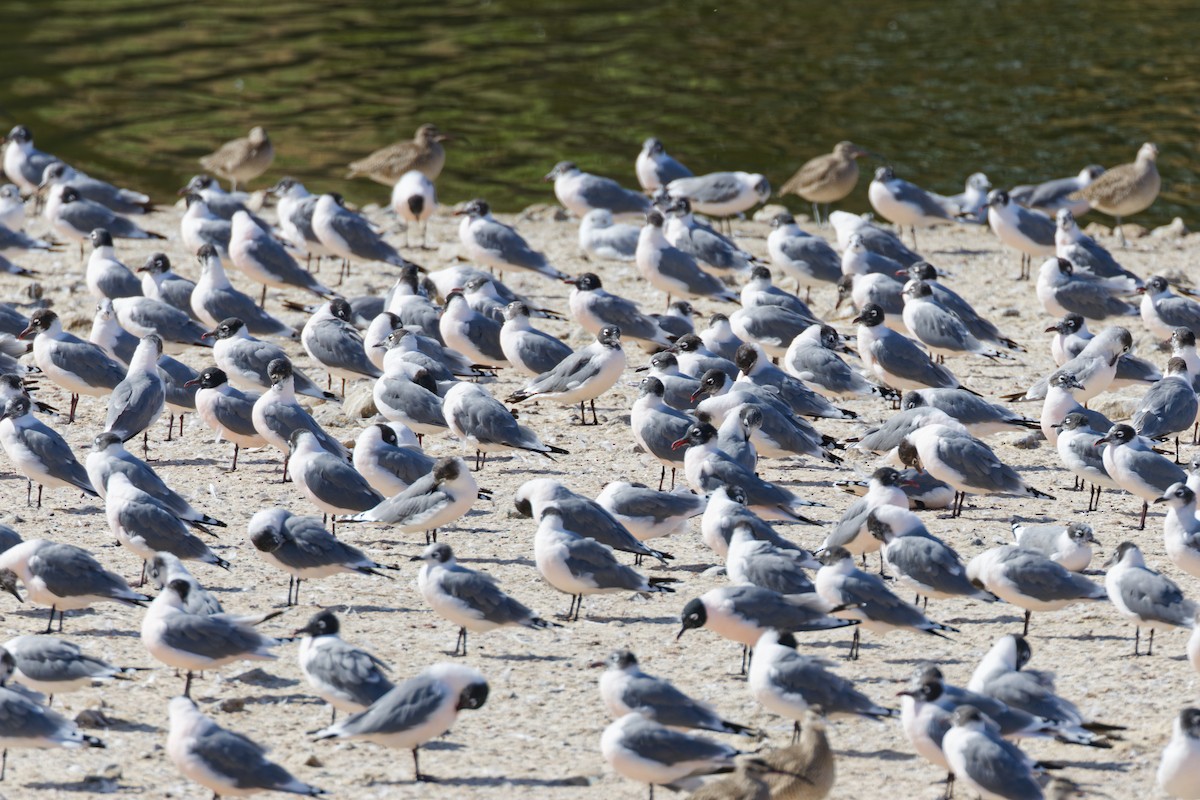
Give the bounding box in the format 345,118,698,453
32,545,129,600
305,641,393,707
18,426,95,493
0,226,54,255
611,489,703,523
622,718,737,766
97,266,142,299
859,276,906,316
1120,448,1187,493
657,247,728,296
289,197,321,244
459,314,506,362
859,225,922,266
440,567,537,626
375,446,436,486
159,613,272,660
728,586,848,632
952,734,1042,799
0,305,28,337
740,552,815,594
46,339,126,389
308,319,381,378
771,656,885,717
789,346,868,395
673,174,742,205
590,225,639,258
511,330,573,374
1019,177,1078,208
621,675,722,730
1117,569,1196,626
11,638,112,682
1061,241,1133,282
1013,208,1056,246
634,407,691,463
699,456,797,511
1063,434,1109,476
191,726,300,791
891,179,954,220
261,401,349,459
108,455,194,520
524,347,604,396
1158,296,1200,331
826,499,868,548
577,176,650,215
193,218,232,250
887,537,977,596
472,219,549,271
0,690,73,741
856,408,935,452
1114,354,1161,384
283,525,373,570
777,238,841,282
375,377,447,428
58,200,122,234
339,674,446,736
736,307,814,349
211,390,260,437
915,390,1010,426
839,572,935,628
450,391,544,451
70,175,149,214
585,294,663,341
562,536,646,590
359,473,449,525
302,453,384,512
675,226,751,271
202,287,292,337
861,250,906,277
1133,381,1197,438
985,672,1081,725
936,436,1024,494
117,500,215,562
870,334,958,387
906,303,979,353
243,236,328,294
105,374,165,440
160,356,199,411
1005,553,1105,601
332,210,402,264
1055,281,1136,320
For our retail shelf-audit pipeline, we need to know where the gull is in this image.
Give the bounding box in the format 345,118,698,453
249,508,395,605
750,630,896,738
636,137,693,193
169,696,323,796
699,313,743,362
766,213,841,299
500,301,572,376
546,161,649,217
1010,165,1105,217
630,376,692,489
984,189,1056,279
252,358,349,472
86,431,225,527
440,290,508,366
1132,357,1198,453
353,422,434,496
2,125,57,194
444,381,568,467
137,251,195,314
347,456,481,543
820,466,910,559
672,422,824,521
595,481,704,543
1008,326,1132,405
1098,423,1186,528
816,546,957,659
0,184,22,229
1171,328,1200,391
729,303,819,360
142,578,281,695
599,650,757,737
85,228,141,299
934,172,991,223
1054,208,1141,283
713,405,759,472
1011,519,1099,572
1036,257,1138,320
199,126,273,190
293,610,393,722
230,211,334,304
838,270,906,332
901,389,1037,437
103,472,229,577
836,468,955,512
901,423,1054,517
579,208,640,261
514,479,671,565
968,634,1125,738
967,545,1107,634
780,141,875,225
192,244,297,337
1140,274,1200,340
637,211,740,305
642,350,702,410
0,539,148,633
180,194,232,259
0,647,105,780
670,334,738,380
727,525,818,595
869,505,995,603
1159,708,1200,799
0,221,56,258
301,299,383,393
460,274,511,323
415,542,556,655
664,198,756,276
841,231,908,277
269,177,332,261
0,396,97,507
507,325,626,425
44,185,163,249
867,166,955,249
206,317,332,399
179,174,261,222
701,486,811,560
602,711,751,799
666,171,770,222
784,324,890,401
848,405,960,459
288,429,384,520
942,706,1047,800
902,262,1024,351
1038,370,1108,445
188,366,265,470
105,335,165,450
4,635,139,698
145,554,223,616
854,304,965,392
534,506,675,621
40,161,151,217
567,272,672,348
829,210,922,266
1158,483,1200,580
372,360,449,439
1104,541,1197,655
313,193,411,275
1072,142,1160,245
902,280,1010,361
456,198,567,280
313,663,489,783
108,293,210,353
346,123,452,184
392,169,437,248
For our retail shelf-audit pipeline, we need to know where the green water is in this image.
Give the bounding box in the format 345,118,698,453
2,0,1196,225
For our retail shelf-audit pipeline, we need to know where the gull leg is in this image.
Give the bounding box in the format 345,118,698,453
69,393,79,423
792,720,801,744
1139,501,1148,530
1022,609,1031,636
43,605,56,634
184,670,194,698
590,399,598,425
1149,628,1155,656
1134,626,1141,656
230,443,240,472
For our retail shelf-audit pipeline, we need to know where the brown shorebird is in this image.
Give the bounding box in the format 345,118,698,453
779,141,874,226
759,710,835,799
198,126,273,192
1072,142,1160,246
345,123,452,185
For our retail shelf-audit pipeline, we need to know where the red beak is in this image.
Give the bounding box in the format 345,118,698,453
16,325,34,340
670,438,689,451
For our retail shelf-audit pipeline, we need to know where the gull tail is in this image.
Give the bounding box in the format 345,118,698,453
1025,486,1056,501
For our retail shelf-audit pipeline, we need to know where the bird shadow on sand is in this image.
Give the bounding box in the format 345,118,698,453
1036,632,1127,643
479,652,570,663
324,604,419,615
430,775,596,788
1051,759,1130,773
838,748,914,762
580,615,678,625
464,556,537,568
953,614,1024,628
97,716,161,734
25,780,139,793
881,656,967,668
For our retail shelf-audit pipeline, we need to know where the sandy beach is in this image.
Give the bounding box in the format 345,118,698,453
0,196,1194,800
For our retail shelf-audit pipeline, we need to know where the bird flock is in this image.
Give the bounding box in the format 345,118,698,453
0,121,1192,800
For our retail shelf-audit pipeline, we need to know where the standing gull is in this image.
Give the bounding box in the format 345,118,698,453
207,317,332,399
180,194,232,259
105,335,166,451
967,545,1107,634
85,228,141,299
578,208,640,262
230,211,334,304
1158,483,1200,580
252,358,349,473
392,169,437,249
984,189,1056,280
767,214,842,299
0,396,97,507
293,610,393,721
44,185,164,249
2,125,57,195
1035,257,1138,321
637,211,740,305
198,126,274,191
4,634,140,698
596,481,704,543
507,325,626,425
1159,707,1200,799
867,166,955,249
854,304,964,392
500,301,572,375
455,199,568,280
546,161,650,217
192,244,297,337
353,422,435,496
942,706,1047,800
347,456,481,544
566,272,672,350
287,429,384,521
443,381,568,468
636,138,693,194
103,472,229,577
630,376,692,490
1010,164,1105,217
869,506,995,604
1140,275,1200,340
1104,541,1197,656
301,298,383,393
666,171,770,223
602,711,749,797
187,366,266,470
1098,423,1186,528
40,161,151,215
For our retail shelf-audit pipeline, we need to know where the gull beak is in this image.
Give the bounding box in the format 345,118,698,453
675,626,688,641
586,660,606,669
1044,325,1060,333
200,330,215,340
689,389,704,403
183,378,200,388
1095,435,1111,445
1135,287,1146,294
1153,495,1170,505
17,325,34,340
670,437,689,451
